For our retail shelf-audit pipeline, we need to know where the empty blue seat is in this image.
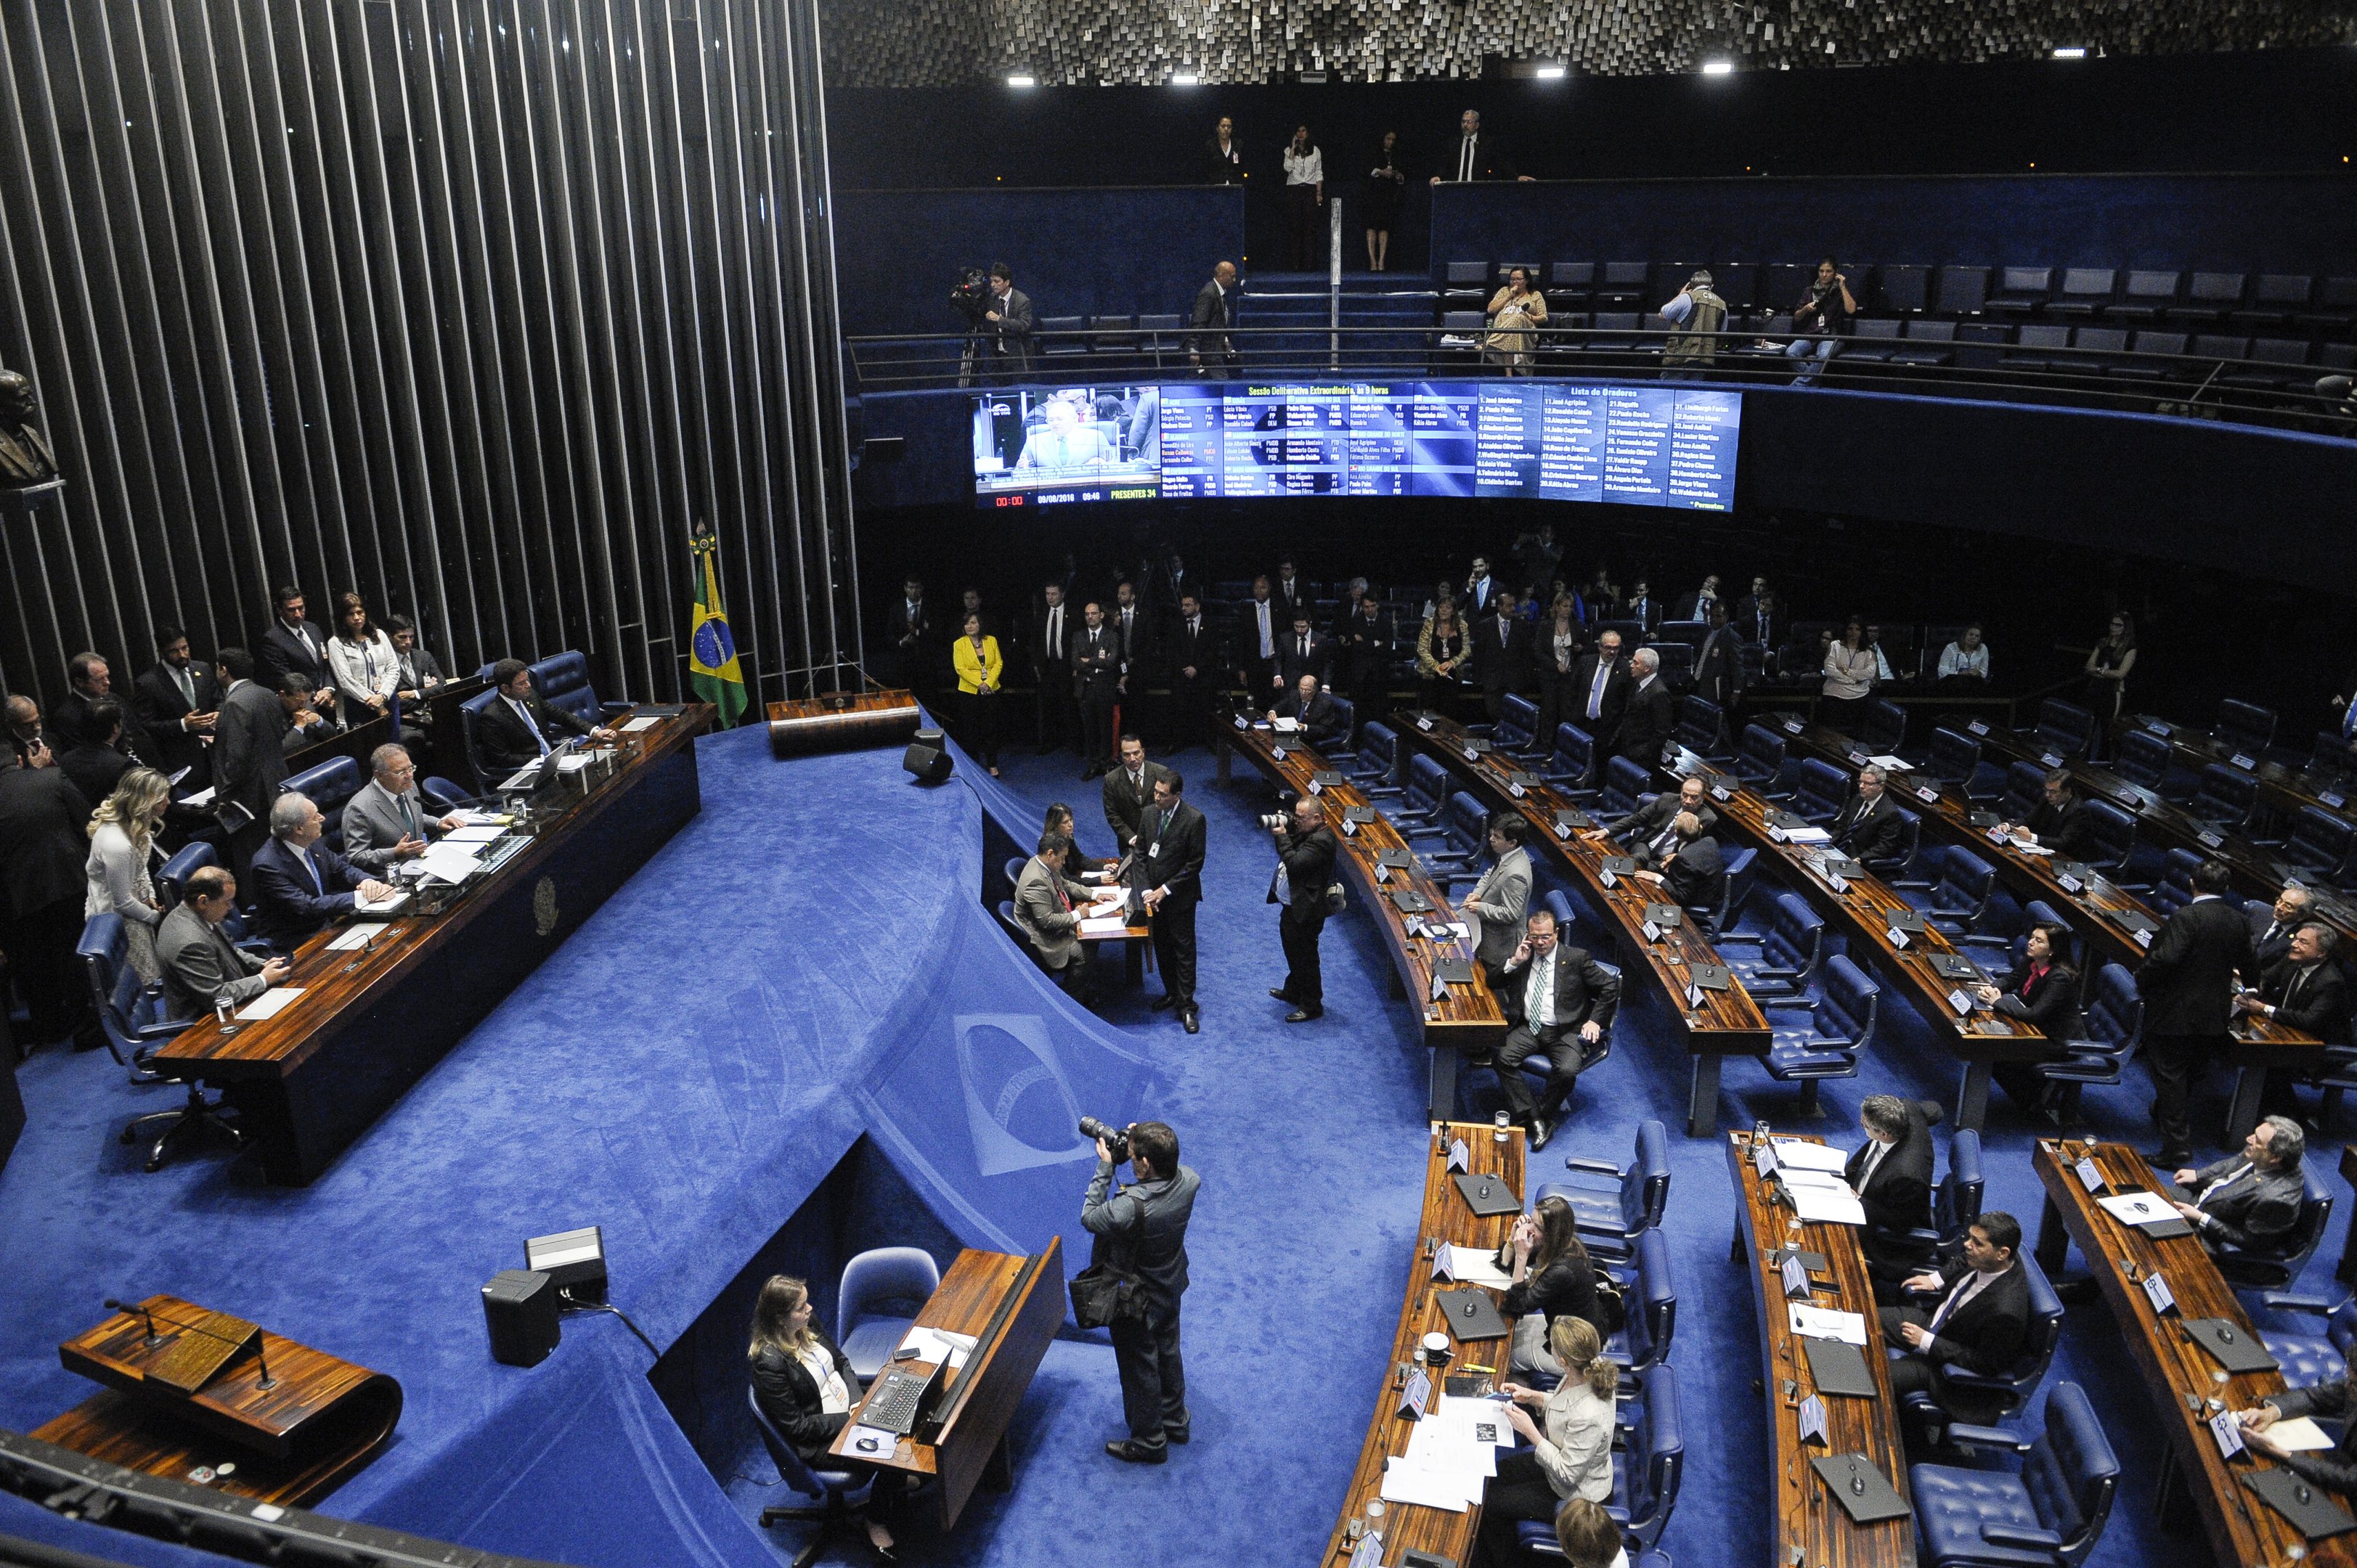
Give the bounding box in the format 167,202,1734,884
2112,727,2197,802
1730,724,1788,791
1859,698,1907,754
2214,698,2276,759
1426,791,1490,871
837,1247,941,1382
2258,1294,2357,1392
2186,763,2257,831
1717,891,1824,1000
1761,954,1878,1111
1909,1382,2117,1568
1894,844,1997,935
2283,806,2356,882
1398,754,1452,824
1997,761,2047,823
1674,695,1727,759
1496,693,1543,754
1599,756,1651,818
2082,799,2136,873
1536,1118,1670,1262
2146,849,2207,916
1543,722,1599,796
1791,757,1849,822
1349,722,1404,795
1603,1227,1677,1379
2023,700,2094,759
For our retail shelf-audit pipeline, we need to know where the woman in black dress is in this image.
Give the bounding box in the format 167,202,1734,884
1363,131,1407,271
748,1275,904,1561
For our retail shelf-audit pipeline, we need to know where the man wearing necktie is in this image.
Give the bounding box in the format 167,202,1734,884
1075,602,1123,780
1168,593,1220,750
476,658,613,775
1133,773,1208,1033
1278,611,1330,692
246,791,394,950
1235,576,1281,701
1878,1213,2031,1425
1846,1095,1934,1289
1033,582,1078,756
132,626,224,785
1488,908,1618,1151
1429,109,1532,184
1571,630,1629,756
2171,1116,2308,1255
2247,883,2315,970
343,743,468,873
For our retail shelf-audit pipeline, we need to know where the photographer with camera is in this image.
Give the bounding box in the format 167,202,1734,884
1079,1119,1200,1464
1266,791,1338,1021
958,261,1032,379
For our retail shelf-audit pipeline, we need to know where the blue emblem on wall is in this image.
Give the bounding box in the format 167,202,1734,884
953,1013,1096,1176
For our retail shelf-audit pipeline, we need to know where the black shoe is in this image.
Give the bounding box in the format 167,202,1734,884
1152,994,1178,1011
1463,1052,1495,1069
1106,1440,1167,1464
2146,1148,2192,1172
1182,1010,1200,1034
1165,1426,1192,1446
1528,1116,1553,1152
1269,988,1295,1002
1286,1007,1322,1023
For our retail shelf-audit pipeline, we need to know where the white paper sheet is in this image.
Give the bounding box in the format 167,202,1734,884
325,926,375,951
1780,825,1831,844
1868,755,1913,771
622,716,661,732
1789,1304,1870,1345
182,785,217,808
457,810,512,827
1774,1167,1856,1193
1769,1140,1852,1173
1788,1184,1866,1225
1078,915,1133,937
1270,717,1300,733
2097,1192,2178,1226
1378,1455,1473,1512
443,825,505,844
896,1326,977,1370
1444,1246,1514,1289
351,889,410,919
1437,1395,1517,1447
235,987,304,1021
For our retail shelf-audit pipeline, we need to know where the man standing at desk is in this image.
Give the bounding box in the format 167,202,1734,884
1083,1120,1200,1464
2136,858,2255,1169
1135,772,1206,1034
1102,735,1172,863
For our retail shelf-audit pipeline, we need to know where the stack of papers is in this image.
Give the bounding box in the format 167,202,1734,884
455,810,512,828
1777,1166,1868,1225
1444,1246,1513,1289
352,889,410,920
235,987,304,1021
1379,1397,1509,1511
1789,1304,1870,1345
896,1326,977,1369
1078,915,1132,937
1271,717,1301,733
1868,755,1913,772
2097,1192,2179,1227
1769,1140,1852,1173
443,825,505,844
621,716,661,733
1780,825,1831,844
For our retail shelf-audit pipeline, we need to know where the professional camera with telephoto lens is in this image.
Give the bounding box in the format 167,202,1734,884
950,266,993,329
1258,813,1290,831
1078,1116,1131,1164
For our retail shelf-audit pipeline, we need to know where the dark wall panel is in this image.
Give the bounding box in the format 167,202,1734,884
0,0,859,714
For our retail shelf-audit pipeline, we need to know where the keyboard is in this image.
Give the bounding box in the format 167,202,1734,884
861,1368,930,1436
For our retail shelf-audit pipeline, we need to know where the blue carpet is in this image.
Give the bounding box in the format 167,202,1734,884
0,723,2343,1567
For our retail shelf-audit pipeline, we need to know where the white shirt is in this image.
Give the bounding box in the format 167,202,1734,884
1938,641,1990,679
1283,146,1323,186
1853,1138,1889,1195
1523,947,1558,1029
1045,605,1064,658
795,1343,852,1416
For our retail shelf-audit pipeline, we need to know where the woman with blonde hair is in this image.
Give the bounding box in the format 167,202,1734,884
1478,1315,1619,1564
747,1275,903,1560
85,765,172,984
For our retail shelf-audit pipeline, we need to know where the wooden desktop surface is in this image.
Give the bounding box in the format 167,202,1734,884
1221,717,1507,1103
1395,711,1770,1134
766,688,923,758
1727,1130,1918,1568
2032,1139,2357,1568
35,1295,399,1507
1664,746,2048,1130
828,1240,1064,1531
1321,1121,1525,1567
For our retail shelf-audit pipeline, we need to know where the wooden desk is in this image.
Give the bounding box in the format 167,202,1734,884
1218,716,1507,1119
1322,1121,1524,1567
826,1240,1064,1531
34,1295,399,1507
1395,710,1772,1137
1727,1129,1918,1568
1766,710,2327,1136
767,689,923,759
2122,711,2349,825
1664,746,2050,1130
2032,1139,2357,1568
154,706,710,1183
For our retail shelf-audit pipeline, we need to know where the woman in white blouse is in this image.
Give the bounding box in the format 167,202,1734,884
1478,1315,1620,1564
1282,125,1324,269
85,766,171,984
1821,614,1877,728
325,592,402,720
746,1275,904,1559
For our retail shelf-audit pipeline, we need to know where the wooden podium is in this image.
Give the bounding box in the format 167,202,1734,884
33,1295,401,1506
766,689,923,759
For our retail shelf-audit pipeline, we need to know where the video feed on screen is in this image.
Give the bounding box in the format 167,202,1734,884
972,385,1163,507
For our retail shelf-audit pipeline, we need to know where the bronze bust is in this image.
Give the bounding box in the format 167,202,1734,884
0,369,58,486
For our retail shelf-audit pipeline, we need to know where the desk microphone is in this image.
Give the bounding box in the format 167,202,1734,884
106,1298,276,1389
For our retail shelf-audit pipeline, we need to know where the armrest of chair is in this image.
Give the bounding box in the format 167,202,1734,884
1979,1524,2063,1551
2260,1292,2345,1317
1945,1422,2033,1454
1889,877,1935,891
1560,1156,1624,1176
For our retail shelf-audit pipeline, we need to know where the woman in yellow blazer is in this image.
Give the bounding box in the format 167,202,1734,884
952,611,1005,775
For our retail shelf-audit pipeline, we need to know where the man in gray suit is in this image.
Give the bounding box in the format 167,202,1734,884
1014,830,1102,996
1463,813,1533,981
157,865,289,1020
1595,773,1719,868
983,262,1033,376
343,743,466,873
210,648,326,878
2171,1115,2306,1259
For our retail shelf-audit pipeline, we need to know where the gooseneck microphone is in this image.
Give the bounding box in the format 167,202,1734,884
102,1297,162,1347
104,1297,276,1389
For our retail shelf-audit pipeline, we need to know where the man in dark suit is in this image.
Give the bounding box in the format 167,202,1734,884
211,650,327,879
2170,1116,2308,1258
248,791,393,950
1692,604,1746,713
1488,906,1618,1150
1271,560,1311,625
2002,769,2094,862
156,865,290,1021
131,627,221,785
1102,735,1173,860
1188,261,1239,375
1134,772,1207,1032
1672,574,1725,624
256,587,338,719
1031,581,1078,754
1073,602,1123,780
56,699,134,809
1267,793,1338,1021
2247,884,2316,972
1235,576,1282,705
982,262,1032,376
1642,814,1725,914
1848,1095,1937,1284
1165,594,1221,751
56,652,159,764
1473,590,1529,722
1600,775,1719,868
1828,766,1908,862
1429,109,1532,184
1615,648,1674,766
1276,611,1330,693
1334,594,1392,704
1880,1212,2032,1424
1619,579,1661,635
1568,630,1630,755
0,747,107,1050
1736,585,1780,664
2237,923,2350,1130
476,657,611,776
1461,555,1501,618
1270,674,1344,749
2137,859,2258,1167
2236,1323,2357,1490
881,576,932,698
1110,579,1152,729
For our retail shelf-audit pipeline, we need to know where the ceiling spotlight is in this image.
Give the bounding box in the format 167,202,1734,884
1007,73,1036,86
2051,46,2085,58
1172,71,1200,85
1701,60,1734,75
1535,64,1566,79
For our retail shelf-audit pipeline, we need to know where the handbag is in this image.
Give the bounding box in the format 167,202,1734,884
1070,1261,1143,1328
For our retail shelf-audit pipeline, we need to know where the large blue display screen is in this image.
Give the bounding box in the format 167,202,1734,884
972,380,1741,510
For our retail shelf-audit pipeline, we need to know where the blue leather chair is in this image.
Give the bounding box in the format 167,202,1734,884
2022,700,2095,760
2213,1161,2333,1292
2146,849,2208,916
1673,696,1728,759
2034,964,2141,1124
2110,727,2186,799
1791,758,1850,823
1859,698,1908,754
2215,698,2277,759
1348,722,1404,795
1602,1227,1677,1382
1716,891,1824,1001
459,687,504,787
1894,844,1997,936
837,1247,941,1383
1918,725,1982,785
1321,695,1360,759
747,1385,878,1565
529,651,629,727
1495,693,1544,755
75,913,179,1083
1908,1381,2118,1568
1729,724,1789,792
1898,1251,2064,1450
1890,1127,1986,1270
1396,754,1452,826
1598,757,1650,819
2283,806,2357,883
1996,762,2046,824
2257,1292,2357,1390
156,840,216,910
1536,1118,1670,1263
1542,722,1600,798
1865,807,1922,880
2081,799,2137,875
1760,955,1879,1111
422,776,476,812
2186,763,2258,833
282,755,365,850
1700,846,1755,938
1420,792,1491,874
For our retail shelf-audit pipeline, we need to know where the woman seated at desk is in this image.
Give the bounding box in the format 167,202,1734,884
748,1275,905,1561
1045,802,1117,881
1980,921,2080,1116
1478,1318,1618,1567
1495,1195,1613,1376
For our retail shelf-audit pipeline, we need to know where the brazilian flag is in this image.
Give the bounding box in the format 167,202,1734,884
687,525,748,727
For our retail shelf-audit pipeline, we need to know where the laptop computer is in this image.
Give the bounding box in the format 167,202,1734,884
857,1357,947,1437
